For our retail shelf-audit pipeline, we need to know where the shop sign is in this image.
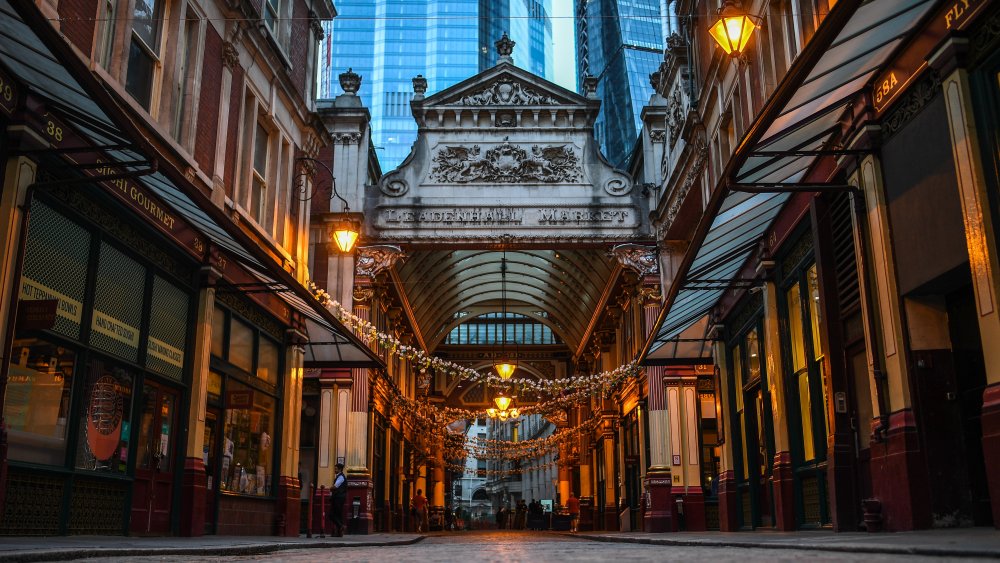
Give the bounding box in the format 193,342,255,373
226,388,255,409
147,336,184,368
19,276,82,324
16,299,58,330
0,65,18,117
91,309,140,349
873,0,992,114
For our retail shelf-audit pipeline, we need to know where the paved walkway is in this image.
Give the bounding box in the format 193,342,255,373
0,528,998,561
0,533,422,562
567,528,1000,558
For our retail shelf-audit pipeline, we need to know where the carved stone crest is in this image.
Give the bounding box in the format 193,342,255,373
429,141,580,184
355,245,406,277
460,80,557,106
666,88,684,143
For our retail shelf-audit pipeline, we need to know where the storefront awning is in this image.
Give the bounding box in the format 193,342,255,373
1,0,382,368
643,0,938,359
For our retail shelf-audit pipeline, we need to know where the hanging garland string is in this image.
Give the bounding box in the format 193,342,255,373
325,298,642,397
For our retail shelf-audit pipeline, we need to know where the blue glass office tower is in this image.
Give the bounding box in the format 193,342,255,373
320,0,553,171
575,0,665,168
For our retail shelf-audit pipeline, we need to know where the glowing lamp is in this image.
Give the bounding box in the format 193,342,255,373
494,360,517,380
494,395,512,411
487,408,498,418
330,217,361,253
709,1,758,56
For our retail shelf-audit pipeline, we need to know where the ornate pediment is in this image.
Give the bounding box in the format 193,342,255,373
429,140,580,184
459,79,558,106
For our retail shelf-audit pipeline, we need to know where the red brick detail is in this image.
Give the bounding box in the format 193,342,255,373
673,486,706,531
178,457,206,536
289,0,309,98
869,409,931,531
194,26,223,175
215,495,277,535
772,451,796,530
275,476,301,537
57,0,96,56
717,470,739,531
982,382,1000,529
223,65,244,197
643,471,675,532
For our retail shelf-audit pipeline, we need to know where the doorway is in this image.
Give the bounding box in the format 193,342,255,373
130,381,180,535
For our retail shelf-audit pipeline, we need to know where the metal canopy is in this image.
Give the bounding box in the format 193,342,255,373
1,0,381,368
397,249,615,352
645,0,936,358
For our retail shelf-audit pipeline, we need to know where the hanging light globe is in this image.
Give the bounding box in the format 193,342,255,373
709,0,759,56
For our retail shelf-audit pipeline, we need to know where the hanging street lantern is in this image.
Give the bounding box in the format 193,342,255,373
487,393,520,419
493,250,518,379
330,215,361,253
709,0,759,56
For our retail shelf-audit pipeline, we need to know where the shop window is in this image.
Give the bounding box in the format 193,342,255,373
256,336,280,385
211,305,226,358
228,317,254,373
3,338,75,465
75,358,135,475
220,380,275,496
91,242,145,363
125,0,164,110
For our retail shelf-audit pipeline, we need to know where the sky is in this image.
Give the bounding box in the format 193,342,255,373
550,0,577,91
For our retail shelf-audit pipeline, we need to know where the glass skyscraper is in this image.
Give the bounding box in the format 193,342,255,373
575,0,665,168
320,0,553,171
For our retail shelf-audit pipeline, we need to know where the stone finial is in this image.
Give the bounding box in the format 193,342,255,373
495,32,515,64
339,68,361,95
412,75,428,100
583,74,599,99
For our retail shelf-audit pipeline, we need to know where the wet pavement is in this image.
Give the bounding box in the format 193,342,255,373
61,530,998,563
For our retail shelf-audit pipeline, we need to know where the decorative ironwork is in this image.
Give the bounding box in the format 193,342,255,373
460,80,557,106
429,141,580,183
68,478,128,534
882,70,941,138
0,469,64,535
216,289,284,340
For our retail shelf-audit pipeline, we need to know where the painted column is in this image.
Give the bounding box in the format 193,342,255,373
641,292,675,532
276,333,306,536
577,403,595,531
761,277,795,530
345,285,374,534
0,152,39,521
713,339,740,531
431,446,446,530
666,374,707,531
178,273,218,535
852,153,929,530
937,49,1000,529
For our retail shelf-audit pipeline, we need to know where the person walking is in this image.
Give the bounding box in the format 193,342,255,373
567,491,580,533
412,488,428,533
329,463,348,537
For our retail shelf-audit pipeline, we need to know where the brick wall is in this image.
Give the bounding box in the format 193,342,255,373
215,496,276,536
57,0,96,56
194,26,223,175
289,0,310,99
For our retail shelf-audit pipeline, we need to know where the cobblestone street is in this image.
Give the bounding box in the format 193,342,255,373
68,531,995,563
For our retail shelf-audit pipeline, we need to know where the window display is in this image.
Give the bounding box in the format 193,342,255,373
75,358,134,474
221,380,275,496
3,338,75,465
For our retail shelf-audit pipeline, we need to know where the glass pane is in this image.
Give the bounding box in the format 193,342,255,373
131,0,160,49
745,329,761,381
256,337,280,385
221,381,276,496
126,39,155,109
228,318,254,373
136,385,157,470
808,265,824,361
147,276,188,380
798,371,815,461
76,358,134,474
732,344,743,412
211,306,226,358
787,283,807,372
4,338,75,465
159,391,175,472
254,123,268,175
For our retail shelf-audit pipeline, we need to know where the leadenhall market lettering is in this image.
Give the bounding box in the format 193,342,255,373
379,207,634,227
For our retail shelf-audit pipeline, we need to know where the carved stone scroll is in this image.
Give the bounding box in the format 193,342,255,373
355,245,406,277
